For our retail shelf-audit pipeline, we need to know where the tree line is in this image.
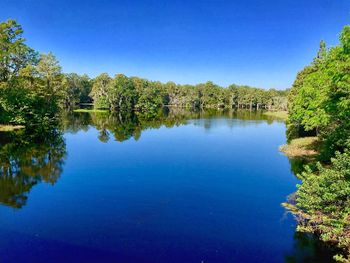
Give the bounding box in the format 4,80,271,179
89,73,288,111
0,19,287,128
286,25,350,262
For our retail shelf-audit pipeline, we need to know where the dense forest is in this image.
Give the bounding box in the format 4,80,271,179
286,26,350,262
0,19,287,128
88,74,288,112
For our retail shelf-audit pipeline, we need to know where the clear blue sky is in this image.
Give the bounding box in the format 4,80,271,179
1,0,350,89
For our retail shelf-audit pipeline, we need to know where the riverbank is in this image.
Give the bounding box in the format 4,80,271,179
279,137,319,158
73,109,109,113
0,125,25,132
263,111,288,120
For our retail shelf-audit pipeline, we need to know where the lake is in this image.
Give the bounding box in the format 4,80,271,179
0,109,335,262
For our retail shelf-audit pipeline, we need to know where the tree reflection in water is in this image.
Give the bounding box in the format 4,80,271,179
0,128,66,208
285,232,337,263
62,107,281,143
1,107,279,209
0,108,337,261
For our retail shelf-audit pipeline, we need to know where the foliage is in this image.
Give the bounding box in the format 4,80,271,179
135,81,164,112
89,73,111,109
64,73,92,107
108,74,137,110
0,20,66,127
0,19,38,82
0,19,288,128
286,25,350,262
295,149,350,261
90,75,288,112
288,27,350,159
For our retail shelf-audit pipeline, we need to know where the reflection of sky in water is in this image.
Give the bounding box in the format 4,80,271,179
0,111,335,263
189,117,277,131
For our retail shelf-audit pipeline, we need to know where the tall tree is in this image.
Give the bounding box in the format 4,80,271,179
90,73,112,109
0,19,38,82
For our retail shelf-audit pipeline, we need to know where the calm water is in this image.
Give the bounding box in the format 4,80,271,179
0,109,334,262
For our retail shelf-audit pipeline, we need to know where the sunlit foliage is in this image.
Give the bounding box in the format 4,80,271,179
287,25,350,262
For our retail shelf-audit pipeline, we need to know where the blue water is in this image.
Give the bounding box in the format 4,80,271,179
0,111,334,262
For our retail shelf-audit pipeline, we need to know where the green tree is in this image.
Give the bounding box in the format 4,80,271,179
108,74,137,110
136,81,164,112
90,73,111,109
286,25,350,261
64,73,92,107
0,19,38,82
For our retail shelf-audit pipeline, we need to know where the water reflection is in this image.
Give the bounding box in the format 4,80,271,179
0,108,335,262
0,128,66,208
62,108,282,143
287,157,312,177
285,232,336,263
0,108,279,210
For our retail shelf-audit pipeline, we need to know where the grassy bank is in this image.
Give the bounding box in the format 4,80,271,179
73,109,109,113
0,125,25,132
279,137,319,158
263,111,288,120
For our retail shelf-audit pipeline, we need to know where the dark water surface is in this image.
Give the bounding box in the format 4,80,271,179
0,109,335,262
